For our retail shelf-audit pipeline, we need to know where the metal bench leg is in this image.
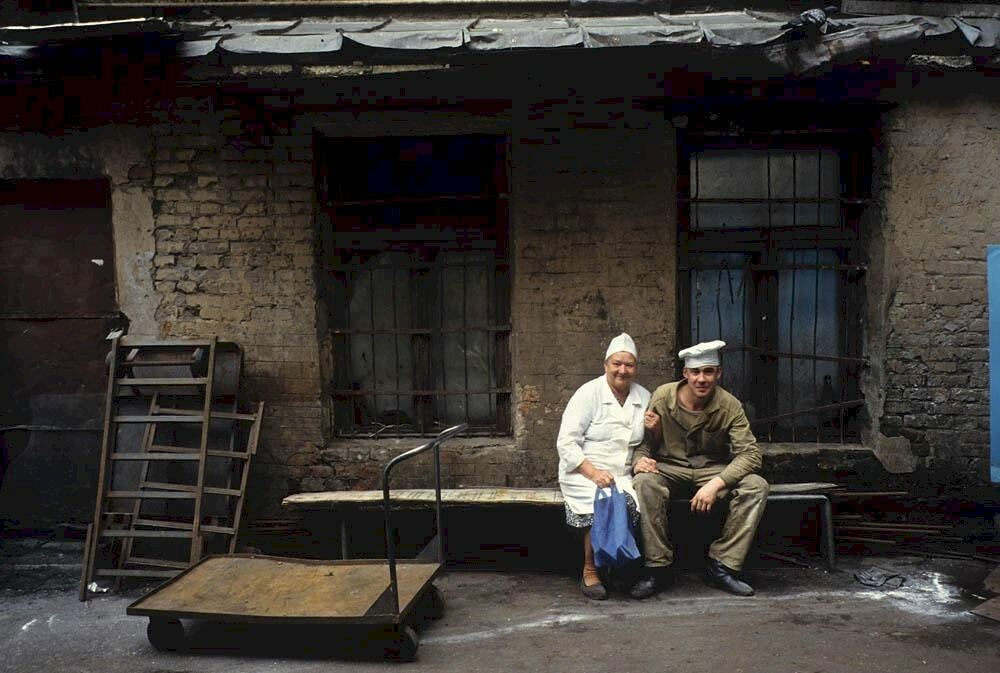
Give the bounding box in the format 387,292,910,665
766,493,837,571
820,496,836,572
340,516,350,560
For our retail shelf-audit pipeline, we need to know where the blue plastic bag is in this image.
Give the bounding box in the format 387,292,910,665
591,484,640,568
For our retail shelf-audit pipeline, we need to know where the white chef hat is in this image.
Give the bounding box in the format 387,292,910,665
604,333,637,362
678,340,726,368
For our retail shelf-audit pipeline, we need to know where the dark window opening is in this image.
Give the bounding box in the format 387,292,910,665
679,132,870,443
318,134,511,438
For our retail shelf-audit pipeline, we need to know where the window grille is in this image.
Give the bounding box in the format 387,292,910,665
319,135,511,437
679,136,869,442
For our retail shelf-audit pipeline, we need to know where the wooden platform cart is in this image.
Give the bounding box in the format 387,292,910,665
126,423,467,662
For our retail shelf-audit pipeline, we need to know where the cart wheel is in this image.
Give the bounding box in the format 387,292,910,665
424,585,445,620
385,625,419,662
147,618,184,652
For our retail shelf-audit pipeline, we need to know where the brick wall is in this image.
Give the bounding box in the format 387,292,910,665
143,75,1000,501
147,92,326,512
877,84,1000,481
10,69,993,519
141,83,676,506
307,91,677,492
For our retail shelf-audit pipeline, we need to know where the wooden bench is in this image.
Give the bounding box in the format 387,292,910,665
283,482,838,571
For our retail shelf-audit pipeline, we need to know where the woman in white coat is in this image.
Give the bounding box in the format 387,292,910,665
557,333,652,600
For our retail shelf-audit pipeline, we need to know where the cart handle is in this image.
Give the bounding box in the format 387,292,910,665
381,423,467,617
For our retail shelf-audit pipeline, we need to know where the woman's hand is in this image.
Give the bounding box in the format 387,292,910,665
591,470,615,488
578,460,615,488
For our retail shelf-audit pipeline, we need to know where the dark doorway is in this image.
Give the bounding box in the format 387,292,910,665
0,178,123,531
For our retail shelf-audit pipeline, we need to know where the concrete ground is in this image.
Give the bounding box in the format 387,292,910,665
2,536,999,673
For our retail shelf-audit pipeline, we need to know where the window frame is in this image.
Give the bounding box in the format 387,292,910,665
317,133,512,438
677,126,871,443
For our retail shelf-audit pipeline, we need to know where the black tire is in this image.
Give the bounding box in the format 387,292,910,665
147,618,184,652
385,625,419,662
424,585,445,620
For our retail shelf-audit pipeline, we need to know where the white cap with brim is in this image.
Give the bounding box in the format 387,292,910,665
679,340,726,368
605,333,637,361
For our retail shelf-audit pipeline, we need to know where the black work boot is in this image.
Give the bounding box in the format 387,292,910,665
630,567,673,600
704,557,755,596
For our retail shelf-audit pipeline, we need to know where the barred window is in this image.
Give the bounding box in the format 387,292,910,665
679,135,869,442
319,134,510,437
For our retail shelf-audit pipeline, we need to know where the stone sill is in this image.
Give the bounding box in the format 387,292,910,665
322,438,867,454
761,442,871,455
326,436,515,450
320,436,518,464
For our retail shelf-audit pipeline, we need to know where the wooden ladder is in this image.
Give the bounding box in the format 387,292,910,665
80,336,263,599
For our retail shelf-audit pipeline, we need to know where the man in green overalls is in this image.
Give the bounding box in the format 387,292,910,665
630,340,769,598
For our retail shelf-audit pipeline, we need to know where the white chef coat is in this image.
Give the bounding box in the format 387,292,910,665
556,375,651,515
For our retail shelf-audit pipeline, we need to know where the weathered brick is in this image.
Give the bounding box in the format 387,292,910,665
188,241,230,254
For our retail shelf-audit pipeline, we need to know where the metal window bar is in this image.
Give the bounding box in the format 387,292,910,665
787,154,797,443
812,153,820,443
438,252,448,428
392,262,400,428
332,254,509,438
462,228,471,431
327,137,509,438
766,150,775,436
368,263,378,434
488,242,496,435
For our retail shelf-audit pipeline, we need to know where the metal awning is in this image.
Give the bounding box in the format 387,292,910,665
1,10,998,73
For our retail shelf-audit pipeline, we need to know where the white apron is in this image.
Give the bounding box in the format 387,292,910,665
556,376,651,516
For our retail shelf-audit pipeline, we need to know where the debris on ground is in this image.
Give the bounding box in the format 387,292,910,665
854,566,906,589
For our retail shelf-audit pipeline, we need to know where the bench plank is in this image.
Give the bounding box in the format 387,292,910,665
281,482,840,510
283,487,565,509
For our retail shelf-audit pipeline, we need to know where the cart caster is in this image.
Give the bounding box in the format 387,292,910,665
424,585,445,620
385,625,419,662
147,618,185,652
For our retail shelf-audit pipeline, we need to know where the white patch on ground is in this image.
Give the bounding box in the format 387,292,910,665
424,577,975,647
423,613,602,645
859,570,972,620
20,619,37,632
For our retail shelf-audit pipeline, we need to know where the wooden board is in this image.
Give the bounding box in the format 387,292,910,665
283,487,567,509
127,555,440,623
282,483,841,509
971,596,1000,622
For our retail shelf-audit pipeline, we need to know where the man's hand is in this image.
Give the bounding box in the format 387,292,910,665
690,477,726,514
633,456,658,475
643,410,662,438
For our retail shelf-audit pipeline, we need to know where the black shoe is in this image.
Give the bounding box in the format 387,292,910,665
704,557,755,596
630,568,673,600
580,579,608,601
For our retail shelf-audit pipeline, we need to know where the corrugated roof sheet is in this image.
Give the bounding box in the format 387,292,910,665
1,11,997,73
